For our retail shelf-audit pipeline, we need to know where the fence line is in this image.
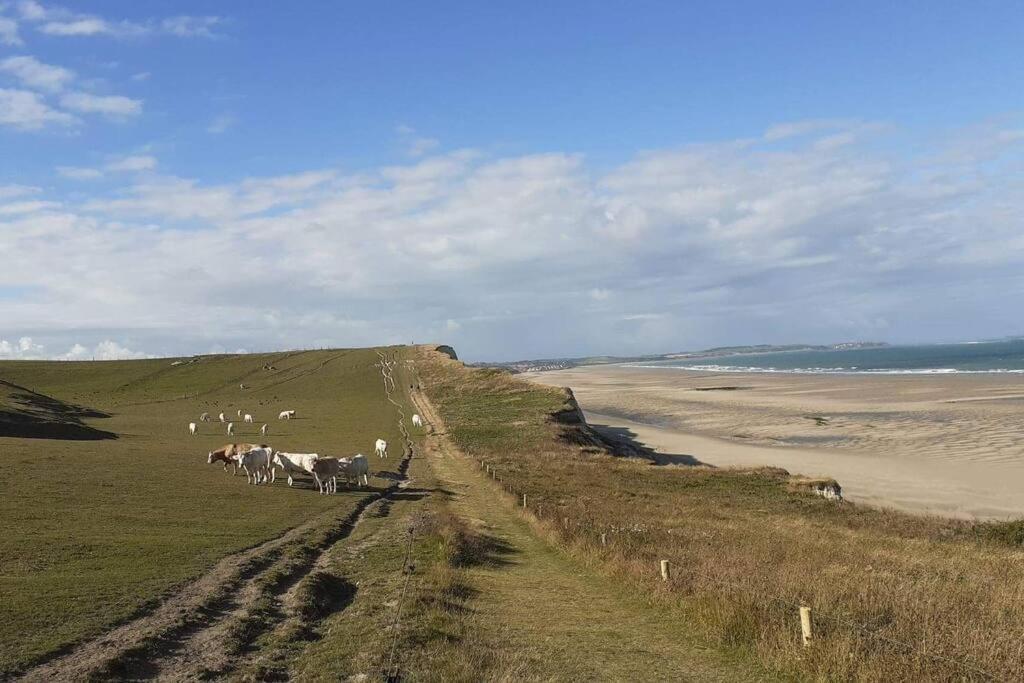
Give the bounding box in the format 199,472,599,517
473,455,998,681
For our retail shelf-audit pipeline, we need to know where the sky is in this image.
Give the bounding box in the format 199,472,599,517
0,1,1022,362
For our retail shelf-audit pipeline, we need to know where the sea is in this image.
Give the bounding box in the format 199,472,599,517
630,339,1024,375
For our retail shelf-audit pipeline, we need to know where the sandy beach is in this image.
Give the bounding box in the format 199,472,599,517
525,365,1024,519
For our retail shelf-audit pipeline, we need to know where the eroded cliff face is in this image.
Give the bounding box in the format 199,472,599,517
551,387,651,458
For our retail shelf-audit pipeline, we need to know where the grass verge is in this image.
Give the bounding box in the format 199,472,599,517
417,346,1024,681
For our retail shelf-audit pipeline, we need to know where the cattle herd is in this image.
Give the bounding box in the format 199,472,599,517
194,408,423,495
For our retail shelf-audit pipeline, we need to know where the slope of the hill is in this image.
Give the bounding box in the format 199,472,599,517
0,348,409,676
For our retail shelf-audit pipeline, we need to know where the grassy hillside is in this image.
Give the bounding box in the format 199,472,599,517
0,349,408,676
417,348,1024,681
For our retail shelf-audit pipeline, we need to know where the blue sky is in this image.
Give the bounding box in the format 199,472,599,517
0,1,1022,361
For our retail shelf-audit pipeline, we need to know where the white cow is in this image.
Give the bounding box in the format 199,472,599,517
237,409,243,418
272,451,319,486
219,412,226,423
278,410,296,420
340,453,370,487
238,446,273,485
227,422,234,436
244,414,254,424
374,438,388,459
411,414,423,428
199,412,210,422
312,457,340,494
189,422,197,436
261,423,268,436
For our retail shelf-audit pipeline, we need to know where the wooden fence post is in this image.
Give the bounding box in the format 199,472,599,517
600,533,607,546
522,493,527,508
800,606,813,647
660,560,671,582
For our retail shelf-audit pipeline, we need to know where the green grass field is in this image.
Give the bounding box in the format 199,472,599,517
0,348,408,676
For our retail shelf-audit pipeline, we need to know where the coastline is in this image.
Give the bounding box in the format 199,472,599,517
525,364,1024,519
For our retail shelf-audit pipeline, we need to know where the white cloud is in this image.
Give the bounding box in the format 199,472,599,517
206,114,234,134
106,155,156,172
15,1,45,20
16,2,222,39
0,336,45,358
0,55,75,92
41,18,117,36
57,165,104,180
763,119,854,141
160,16,220,38
2,118,1023,361
130,71,151,81
0,184,41,199
0,87,77,129
0,16,21,45
0,336,149,361
408,137,440,157
0,200,61,215
60,91,141,117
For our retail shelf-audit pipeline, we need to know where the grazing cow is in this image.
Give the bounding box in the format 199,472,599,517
189,422,197,436
227,422,234,436
200,412,210,422
261,423,268,436
278,410,295,420
238,446,273,485
219,412,226,423
312,457,340,494
374,438,388,459
411,414,423,428
207,443,258,475
244,414,254,424
339,454,370,487
272,451,319,486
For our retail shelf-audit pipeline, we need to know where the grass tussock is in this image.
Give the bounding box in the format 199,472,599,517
417,347,1024,681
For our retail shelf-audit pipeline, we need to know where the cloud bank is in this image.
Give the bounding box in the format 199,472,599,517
1,119,1022,361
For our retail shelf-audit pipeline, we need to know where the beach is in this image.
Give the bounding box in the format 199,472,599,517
524,365,1024,519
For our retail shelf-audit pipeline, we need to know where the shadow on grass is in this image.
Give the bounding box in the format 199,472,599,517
0,380,117,441
451,531,518,570
296,571,357,622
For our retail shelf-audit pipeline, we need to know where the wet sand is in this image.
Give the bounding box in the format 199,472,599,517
524,365,1024,519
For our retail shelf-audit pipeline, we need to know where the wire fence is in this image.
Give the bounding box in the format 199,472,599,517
474,456,1001,682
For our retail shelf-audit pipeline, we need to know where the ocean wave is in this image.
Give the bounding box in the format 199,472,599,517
624,363,1024,375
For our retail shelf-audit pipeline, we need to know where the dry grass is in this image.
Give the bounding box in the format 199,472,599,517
417,348,1024,681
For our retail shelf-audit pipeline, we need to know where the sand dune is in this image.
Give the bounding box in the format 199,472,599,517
525,366,1024,519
